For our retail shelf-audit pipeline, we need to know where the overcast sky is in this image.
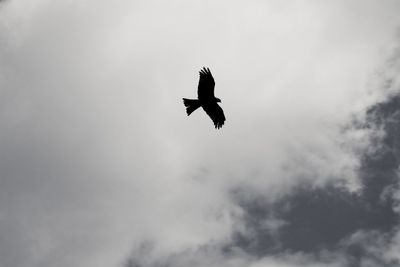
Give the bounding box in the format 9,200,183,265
1,1,400,267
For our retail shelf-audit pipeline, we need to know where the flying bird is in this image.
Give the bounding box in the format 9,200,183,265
183,67,225,129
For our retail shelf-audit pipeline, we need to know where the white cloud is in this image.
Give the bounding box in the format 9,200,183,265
0,0,400,267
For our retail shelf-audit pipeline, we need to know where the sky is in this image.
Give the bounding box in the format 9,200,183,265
1,1,400,267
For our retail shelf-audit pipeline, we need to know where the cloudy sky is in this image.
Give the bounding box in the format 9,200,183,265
1,1,400,267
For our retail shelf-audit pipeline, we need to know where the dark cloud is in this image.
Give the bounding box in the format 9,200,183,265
227,93,400,263
123,91,400,267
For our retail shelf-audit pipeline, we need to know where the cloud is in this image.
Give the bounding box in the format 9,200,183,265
124,240,347,267
223,70,400,265
0,1,400,267
123,33,400,267
125,95,400,265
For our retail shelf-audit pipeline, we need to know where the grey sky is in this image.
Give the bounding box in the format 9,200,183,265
1,1,400,267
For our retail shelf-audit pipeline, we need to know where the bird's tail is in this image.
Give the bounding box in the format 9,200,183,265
183,98,201,116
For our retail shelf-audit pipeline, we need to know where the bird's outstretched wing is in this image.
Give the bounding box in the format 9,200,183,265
203,102,225,129
197,67,215,101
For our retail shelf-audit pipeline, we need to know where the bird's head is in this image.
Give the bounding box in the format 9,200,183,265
215,97,221,103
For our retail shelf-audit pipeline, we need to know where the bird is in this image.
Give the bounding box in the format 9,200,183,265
183,67,225,129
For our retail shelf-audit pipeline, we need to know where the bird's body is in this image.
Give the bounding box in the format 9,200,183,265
183,67,225,129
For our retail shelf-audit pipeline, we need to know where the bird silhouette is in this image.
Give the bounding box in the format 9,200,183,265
183,67,225,129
